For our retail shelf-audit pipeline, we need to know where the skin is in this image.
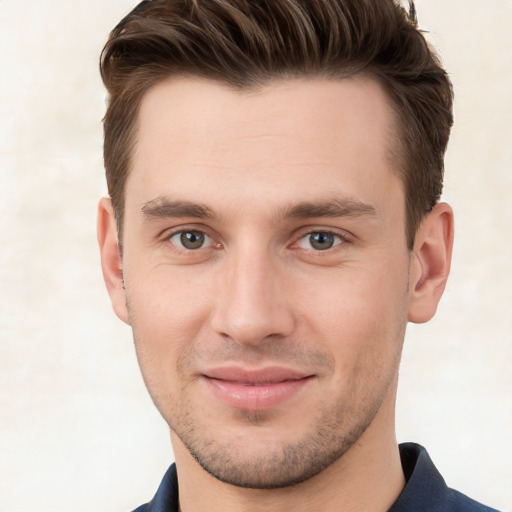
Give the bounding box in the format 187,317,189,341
98,77,453,512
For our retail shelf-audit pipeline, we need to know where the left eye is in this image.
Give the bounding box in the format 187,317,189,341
297,231,344,251
169,230,212,250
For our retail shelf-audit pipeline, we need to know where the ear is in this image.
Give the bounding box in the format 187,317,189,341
97,197,130,325
407,202,454,324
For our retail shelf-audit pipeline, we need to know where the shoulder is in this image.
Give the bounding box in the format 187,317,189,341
445,487,501,512
390,443,501,512
129,464,179,512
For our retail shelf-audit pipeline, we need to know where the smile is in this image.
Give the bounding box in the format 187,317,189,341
202,367,314,411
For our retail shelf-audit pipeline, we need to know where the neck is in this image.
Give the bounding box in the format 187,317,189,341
172,389,405,512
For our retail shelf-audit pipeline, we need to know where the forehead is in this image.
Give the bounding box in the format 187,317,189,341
127,76,402,218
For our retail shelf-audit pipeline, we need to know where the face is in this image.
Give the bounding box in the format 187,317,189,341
106,77,417,488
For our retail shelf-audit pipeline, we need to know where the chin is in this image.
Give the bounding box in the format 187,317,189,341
171,403,375,489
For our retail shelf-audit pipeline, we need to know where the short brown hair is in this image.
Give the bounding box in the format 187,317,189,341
100,0,453,249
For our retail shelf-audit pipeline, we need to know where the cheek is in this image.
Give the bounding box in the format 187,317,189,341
296,260,408,374
301,259,407,324
123,266,213,390
126,260,212,332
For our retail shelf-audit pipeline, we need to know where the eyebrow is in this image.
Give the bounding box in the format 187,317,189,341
140,196,377,222
279,198,377,220
141,198,216,220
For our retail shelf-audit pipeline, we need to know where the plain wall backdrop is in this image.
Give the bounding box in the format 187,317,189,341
1,1,511,510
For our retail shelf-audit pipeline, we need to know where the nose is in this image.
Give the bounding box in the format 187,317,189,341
210,247,296,346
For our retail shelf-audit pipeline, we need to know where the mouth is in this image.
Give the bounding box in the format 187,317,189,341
201,367,315,410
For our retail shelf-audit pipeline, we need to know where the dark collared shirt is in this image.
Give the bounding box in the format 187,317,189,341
132,443,500,511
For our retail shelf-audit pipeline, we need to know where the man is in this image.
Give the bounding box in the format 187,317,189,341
97,1,500,511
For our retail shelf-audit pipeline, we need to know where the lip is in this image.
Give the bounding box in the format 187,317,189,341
201,366,314,410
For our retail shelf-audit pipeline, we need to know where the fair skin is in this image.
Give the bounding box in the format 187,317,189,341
98,77,453,512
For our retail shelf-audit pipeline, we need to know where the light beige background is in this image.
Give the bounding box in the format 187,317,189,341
1,1,511,511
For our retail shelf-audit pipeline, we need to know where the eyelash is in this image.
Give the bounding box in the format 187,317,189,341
166,228,218,252
163,227,350,255
294,230,346,251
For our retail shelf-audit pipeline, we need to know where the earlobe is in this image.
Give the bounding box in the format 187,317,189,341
97,197,130,325
407,203,454,324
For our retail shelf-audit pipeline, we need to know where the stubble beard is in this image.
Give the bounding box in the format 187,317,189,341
133,333,404,490
129,290,408,490
170,395,384,489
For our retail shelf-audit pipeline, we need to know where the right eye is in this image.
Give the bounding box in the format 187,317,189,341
169,230,212,250
296,231,345,251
